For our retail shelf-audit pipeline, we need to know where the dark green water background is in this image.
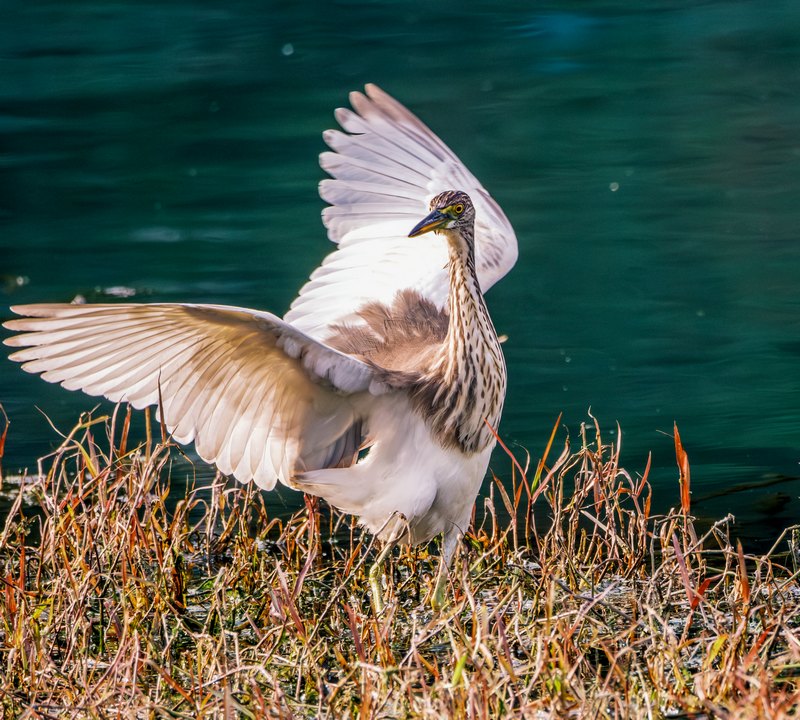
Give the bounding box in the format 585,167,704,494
2,1,799,548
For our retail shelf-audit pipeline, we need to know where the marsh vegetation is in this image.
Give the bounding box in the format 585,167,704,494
1,409,798,718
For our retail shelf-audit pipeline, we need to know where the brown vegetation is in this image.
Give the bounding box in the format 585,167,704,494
1,408,798,718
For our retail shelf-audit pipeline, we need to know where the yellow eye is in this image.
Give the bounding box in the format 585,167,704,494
453,203,465,215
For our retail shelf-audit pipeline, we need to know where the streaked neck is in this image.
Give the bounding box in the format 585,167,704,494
436,223,506,451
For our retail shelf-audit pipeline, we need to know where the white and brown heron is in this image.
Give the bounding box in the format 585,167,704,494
3,85,517,611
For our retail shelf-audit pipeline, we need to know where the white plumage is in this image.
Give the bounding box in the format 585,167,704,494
287,85,516,337
4,85,517,610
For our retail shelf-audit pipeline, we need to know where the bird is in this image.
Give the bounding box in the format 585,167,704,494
3,84,517,612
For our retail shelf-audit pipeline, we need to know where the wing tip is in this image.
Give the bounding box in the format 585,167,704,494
8,304,65,317
348,88,368,110
362,83,387,103
4,335,30,349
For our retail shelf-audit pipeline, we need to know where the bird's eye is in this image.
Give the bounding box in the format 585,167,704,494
453,203,465,215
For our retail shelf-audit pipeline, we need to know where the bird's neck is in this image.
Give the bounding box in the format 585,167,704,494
444,228,485,370
431,224,506,452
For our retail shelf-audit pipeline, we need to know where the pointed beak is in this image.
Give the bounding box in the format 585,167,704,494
408,208,449,238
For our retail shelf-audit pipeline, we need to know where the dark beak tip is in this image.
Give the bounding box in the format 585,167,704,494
408,220,429,238
409,209,445,238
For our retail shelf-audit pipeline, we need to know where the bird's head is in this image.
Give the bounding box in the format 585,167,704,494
408,190,475,239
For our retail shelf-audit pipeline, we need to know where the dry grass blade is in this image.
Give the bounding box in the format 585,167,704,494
0,403,8,480
0,411,798,718
674,422,691,516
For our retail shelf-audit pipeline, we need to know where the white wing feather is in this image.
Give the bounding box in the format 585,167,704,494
285,83,517,339
4,303,383,489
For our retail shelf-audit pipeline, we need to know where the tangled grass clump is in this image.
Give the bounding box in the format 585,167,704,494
0,407,799,718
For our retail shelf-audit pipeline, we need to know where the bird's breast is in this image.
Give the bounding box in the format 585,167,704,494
412,316,506,455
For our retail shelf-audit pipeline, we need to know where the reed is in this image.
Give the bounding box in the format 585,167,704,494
1,407,798,718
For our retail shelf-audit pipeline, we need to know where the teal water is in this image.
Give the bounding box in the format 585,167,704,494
2,1,799,548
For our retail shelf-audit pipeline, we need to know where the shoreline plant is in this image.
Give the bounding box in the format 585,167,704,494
0,407,798,718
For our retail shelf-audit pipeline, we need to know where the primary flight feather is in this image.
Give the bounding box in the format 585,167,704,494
4,85,517,611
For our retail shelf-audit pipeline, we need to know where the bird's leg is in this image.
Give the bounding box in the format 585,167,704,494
431,563,448,613
431,526,461,612
368,514,410,614
369,540,396,615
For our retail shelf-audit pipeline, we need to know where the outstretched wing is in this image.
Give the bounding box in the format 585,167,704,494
4,303,385,489
285,83,517,340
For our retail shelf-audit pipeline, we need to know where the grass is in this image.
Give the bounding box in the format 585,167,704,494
1,406,799,719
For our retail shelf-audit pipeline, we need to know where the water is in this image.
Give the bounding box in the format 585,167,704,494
2,1,799,549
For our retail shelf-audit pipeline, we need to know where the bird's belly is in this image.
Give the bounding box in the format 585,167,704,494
296,395,495,545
